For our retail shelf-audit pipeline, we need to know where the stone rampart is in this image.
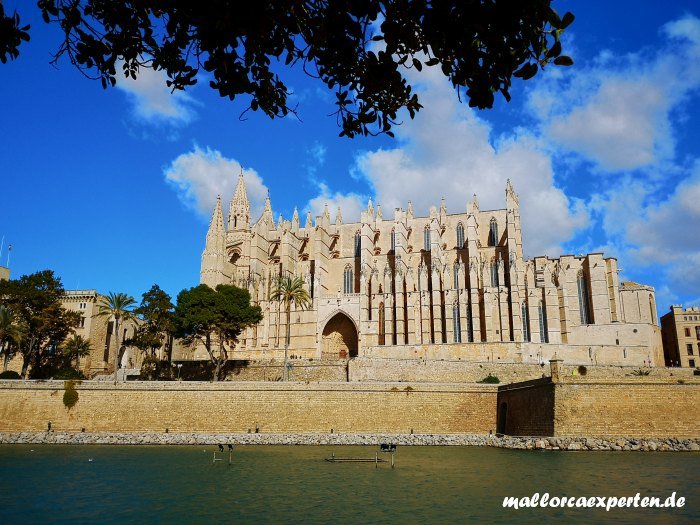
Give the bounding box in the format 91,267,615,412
0,381,497,435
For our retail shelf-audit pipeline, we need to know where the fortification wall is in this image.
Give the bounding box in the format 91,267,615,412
497,377,700,438
361,341,659,366
552,379,700,438
0,381,497,435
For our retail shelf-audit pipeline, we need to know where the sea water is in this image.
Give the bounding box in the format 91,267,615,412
0,445,697,524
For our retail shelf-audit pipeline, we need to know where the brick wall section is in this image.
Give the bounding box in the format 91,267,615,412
553,379,700,438
496,379,554,436
0,381,498,434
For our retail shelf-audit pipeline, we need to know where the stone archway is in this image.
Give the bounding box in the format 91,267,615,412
321,312,358,359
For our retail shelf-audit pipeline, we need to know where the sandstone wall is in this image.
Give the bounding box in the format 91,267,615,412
496,377,700,438
552,379,700,438
0,381,498,435
496,379,554,436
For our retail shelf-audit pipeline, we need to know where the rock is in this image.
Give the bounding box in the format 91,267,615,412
567,442,582,451
689,442,700,451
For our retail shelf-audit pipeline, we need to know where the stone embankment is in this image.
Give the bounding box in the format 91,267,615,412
1,432,698,451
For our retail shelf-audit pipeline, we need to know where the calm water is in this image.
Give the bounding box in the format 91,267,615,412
0,445,697,524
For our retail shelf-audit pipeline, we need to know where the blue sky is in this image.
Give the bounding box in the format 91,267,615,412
1,1,699,314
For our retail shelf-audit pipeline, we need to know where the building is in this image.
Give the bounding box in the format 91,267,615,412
61,290,142,377
198,174,663,366
660,305,700,368
0,266,9,281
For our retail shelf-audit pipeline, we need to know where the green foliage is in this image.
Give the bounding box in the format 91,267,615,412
139,355,175,381
127,285,174,360
96,291,136,380
5,2,573,137
0,370,20,379
631,368,651,376
60,334,91,367
173,284,262,381
0,270,80,378
478,374,500,384
53,368,84,380
63,380,79,409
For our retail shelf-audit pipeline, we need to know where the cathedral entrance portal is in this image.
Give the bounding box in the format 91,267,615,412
321,313,358,359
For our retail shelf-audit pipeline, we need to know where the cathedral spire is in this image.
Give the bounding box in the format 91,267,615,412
201,195,227,288
259,193,274,227
407,200,414,219
228,169,250,230
335,206,343,225
469,193,479,214
207,195,225,239
366,198,374,217
305,210,313,229
291,207,300,231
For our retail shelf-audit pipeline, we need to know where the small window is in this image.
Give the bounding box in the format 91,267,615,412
488,217,498,246
456,223,465,248
686,327,692,337
453,263,460,289
696,326,700,340
453,304,461,343
354,232,361,257
687,343,694,355
79,317,86,328
689,359,696,368
577,270,592,325
390,229,396,252
490,261,499,287
343,266,354,294
424,226,431,252
522,303,530,342
538,301,549,343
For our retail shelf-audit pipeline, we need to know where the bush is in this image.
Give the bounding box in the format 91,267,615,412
0,370,21,379
53,368,84,380
63,380,79,409
478,374,500,384
631,368,651,376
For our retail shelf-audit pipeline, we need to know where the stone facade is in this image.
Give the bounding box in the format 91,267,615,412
660,305,700,368
496,360,700,438
60,290,141,376
199,175,662,366
0,381,498,435
0,266,9,281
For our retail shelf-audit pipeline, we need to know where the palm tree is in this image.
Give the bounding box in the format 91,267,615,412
60,334,92,372
95,292,136,384
269,276,311,381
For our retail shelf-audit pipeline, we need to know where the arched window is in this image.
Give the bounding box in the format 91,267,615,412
488,217,498,246
453,263,460,289
378,302,385,345
424,226,431,252
577,270,592,325
354,232,361,257
343,266,353,294
453,303,461,343
522,302,530,342
466,303,473,342
490,260,499,287
456,223,465,248
390,229,396,252
538,301,549,343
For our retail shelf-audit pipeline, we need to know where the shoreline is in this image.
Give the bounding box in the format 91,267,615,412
1,432,699,451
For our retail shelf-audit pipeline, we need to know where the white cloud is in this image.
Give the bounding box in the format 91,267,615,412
590,161,700,302
164,146,268,222
528,15,700,172
305,183,366,223
115,64,198,124
351,66,587,257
